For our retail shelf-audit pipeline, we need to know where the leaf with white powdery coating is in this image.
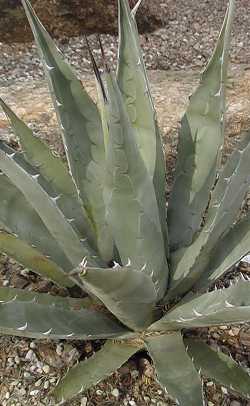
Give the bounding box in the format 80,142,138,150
0,170,73,272
0,231,73,287
78,265,157,330
104,72,168,299
0,142,97,268
21,0,113,262
168,133,250,299
0,287,92,310
0,292,128,340
52,340,142,403
0,98,95,245
168,0,235,250
185,339,250,399
152,279,250,330
145,332,204,406
117,0,168,254
194,211,250,290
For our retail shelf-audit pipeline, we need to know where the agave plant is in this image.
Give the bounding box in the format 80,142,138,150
1,0,250,404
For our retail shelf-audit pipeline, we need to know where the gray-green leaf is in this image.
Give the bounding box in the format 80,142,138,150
145,332,204,406
78,265,157,330
0,142,97,268
168,0,235,250
0,231,73,287
117,0,168,253
185,339,250,399
194,212,250,291
104,72,168,299
0,97,95,245
21,0,113,262
52,340,142,403
152,279,250,330
0,290,128,340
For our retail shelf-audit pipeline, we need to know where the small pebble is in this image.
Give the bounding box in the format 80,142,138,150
3,279,9,286
35,379,42,387
42,364,50,374
20,268,30,277
30,390,39,396
30,342,36,349
129,401,137,406
7,357,14,367
56,343,64,356
14,355,20,365
44,380,50,389
30,365,36,373
5,392,10,399
81,397,88,406
23,371,31,379
111,388,120,398
25,349,36,361
96,389,103,395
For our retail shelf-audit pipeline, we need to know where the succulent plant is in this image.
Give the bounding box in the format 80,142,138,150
1,0,250,404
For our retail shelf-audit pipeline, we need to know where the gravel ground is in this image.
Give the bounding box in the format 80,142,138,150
0,0,250,85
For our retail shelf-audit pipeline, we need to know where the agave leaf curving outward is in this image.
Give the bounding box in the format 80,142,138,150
168,0,235,250
2,0,250,405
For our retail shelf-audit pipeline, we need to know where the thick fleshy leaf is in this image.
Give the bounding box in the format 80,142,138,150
168,0,235,250
152,280,250,330
77,264,157,330
131,0,143,17
0,98,95,245
52,340,142,403
104,72,168,299
145,332,204,406
117,0,168,253
0,231,73,287
21,0,113,262
204,133,250,240
167,133,250,299
0,142,98,268
117,0,157,178
185,339,250,399
0,290,128,340
194,212,250,291
0,287,92,309
0,172,72,272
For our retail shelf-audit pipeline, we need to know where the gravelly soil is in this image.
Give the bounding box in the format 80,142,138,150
0,0,250,85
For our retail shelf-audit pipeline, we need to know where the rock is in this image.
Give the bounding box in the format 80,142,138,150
25,349,36,362
111,388,120,398
239,329,250,347
30,390,39,396
138,357,154,378
37,343,64,369
43,381,50,389
81,397,88,406
0,0,167,43
42,364,50,374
